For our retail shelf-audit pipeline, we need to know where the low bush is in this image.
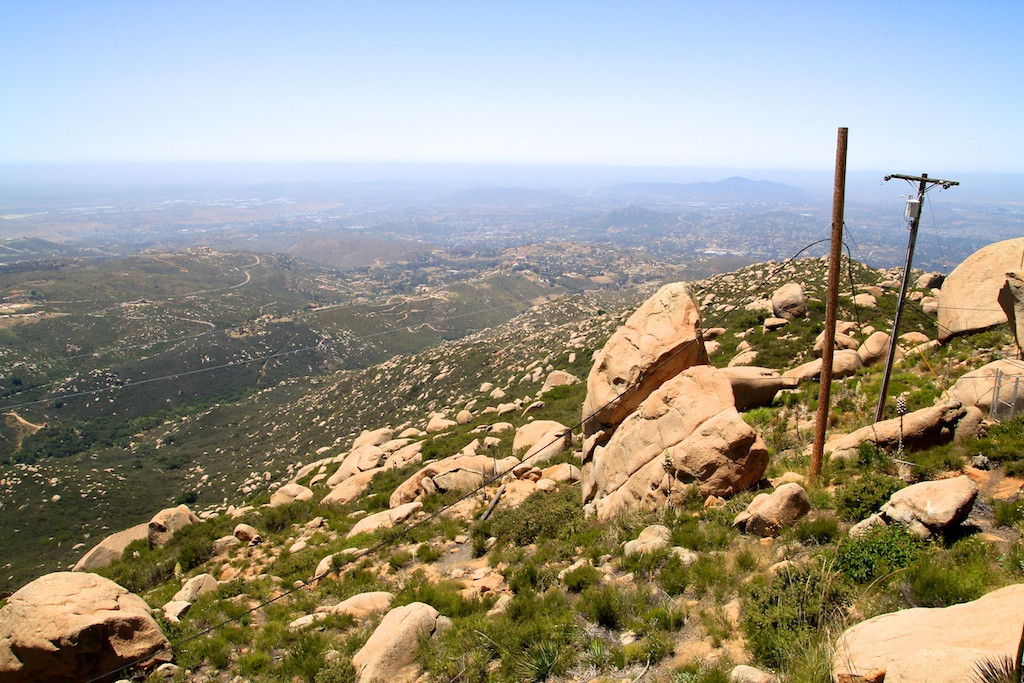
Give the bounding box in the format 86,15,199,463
656,554,691,595
415,542,442,563
792,515,840,545
903,537,996,608
835,524,925,583
835,472,905,522
742,560,851,669
488,486,582,546
562,564,601,593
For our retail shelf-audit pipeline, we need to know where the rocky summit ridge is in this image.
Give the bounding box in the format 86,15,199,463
3,238,1024,682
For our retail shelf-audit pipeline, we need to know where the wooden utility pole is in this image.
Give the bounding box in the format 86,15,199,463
873,172,959,422
810,127,848,481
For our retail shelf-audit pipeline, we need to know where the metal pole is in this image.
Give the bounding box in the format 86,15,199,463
811,127,847,481
874,174,929,422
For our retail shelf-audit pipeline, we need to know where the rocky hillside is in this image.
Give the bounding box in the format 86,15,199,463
2,238,1024,683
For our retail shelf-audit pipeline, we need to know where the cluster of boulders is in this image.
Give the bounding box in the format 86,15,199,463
580,282,771,519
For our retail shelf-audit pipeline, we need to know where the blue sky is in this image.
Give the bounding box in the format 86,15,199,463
2,1,1022,172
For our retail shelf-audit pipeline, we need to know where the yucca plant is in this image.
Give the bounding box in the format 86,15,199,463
973,622,1024,683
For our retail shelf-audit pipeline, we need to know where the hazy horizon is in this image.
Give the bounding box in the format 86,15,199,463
3,3,1022,173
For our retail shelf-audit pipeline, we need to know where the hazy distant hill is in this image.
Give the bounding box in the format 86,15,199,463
600,176,809,205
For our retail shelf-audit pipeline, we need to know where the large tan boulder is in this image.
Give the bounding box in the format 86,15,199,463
879,475,977,537
426,414,457,433
327,445,387,487
771,282,807,319
833,584,1024,682
540,370,580,395
857,331,898,366
719,366,799,411
171,573,219,603
1000,271,1024,355
290,591,395,630
623,525,671,556
352,602,450,683
583,365,768,520
321,468,382,506
352,427,393,450
581,283,708,442
148,504,199,548
937,237,1024,340
826,400,967,461
269,482,314,507
782,350,861,382
389,455,519,507
347,502,422,539
513,420,571,461
950,358,1024,413
814,331,859,357
73,522,149,572
733,483,811,537
0,572,170,683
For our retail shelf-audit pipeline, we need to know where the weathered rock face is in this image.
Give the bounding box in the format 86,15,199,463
322,468,383,506
623,525,671,556
289,591,395,631
833,584,1024,683
1000,271,1024,356
581,283,708,441
856,331,895,366
352,427,393,450
733,483,811,537
880,475,977,537
583,365,769,520
512,420,571,462
915,271,945,289
171,573,219,603
351,602,450,683
718,366,799,411
937,237,1024,341
950,358,1024,413
347,502,422,539
148,504,200,548
540,370,580,395
389,455,520,508
771,282,807,320
0,572,170,683
269,482,314,507
825,400,968,461
73,522,149,572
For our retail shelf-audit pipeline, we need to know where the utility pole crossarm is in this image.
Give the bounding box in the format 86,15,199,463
884,173,959,189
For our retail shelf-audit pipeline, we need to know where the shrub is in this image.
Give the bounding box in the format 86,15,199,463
835,524,925,583
580,584,629,629
387,549,412,570
792,515,840,545
314,659,356,683
562,564,601,593
489,486,582,546
690,554,730,599
656,554,690,596
994,500,1024,528
742,560,851,669
415,542,442,563
836,472,905,522
903,538,996,608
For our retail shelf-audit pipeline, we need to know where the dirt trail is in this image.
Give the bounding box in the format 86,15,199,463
4,411,44,432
